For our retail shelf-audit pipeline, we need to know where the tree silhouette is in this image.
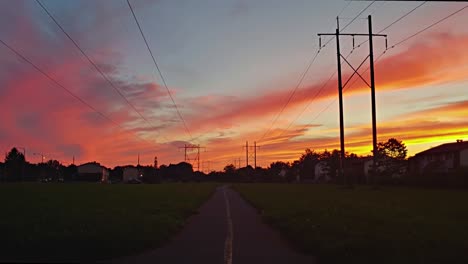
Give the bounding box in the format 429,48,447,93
223,164,236,174
377,138,407,160
4,148,26,181
298,149,321,180
376,138,408,179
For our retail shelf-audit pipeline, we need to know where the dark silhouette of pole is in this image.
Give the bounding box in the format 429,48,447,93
197,146,200,172
253,141,261,168
33,152,46,163
245,141,249,167
352,0,468,2
179,144,204,171
318,15,387,186
369,15,378,185
336,26,346,185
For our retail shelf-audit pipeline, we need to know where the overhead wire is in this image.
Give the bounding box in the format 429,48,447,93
256,0,355,143
256,49,321,143
0,38,158,147
340,1,376,33
297,3,468,144
0,39,118,127
35,0,166,141
353,1,427,50
320,1,376,50
391,4,468,48
126,0,194,142
0,39,168,156
260,0,381,144
263,1,467,147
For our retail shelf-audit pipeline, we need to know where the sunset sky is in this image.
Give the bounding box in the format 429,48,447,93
0,0,467,170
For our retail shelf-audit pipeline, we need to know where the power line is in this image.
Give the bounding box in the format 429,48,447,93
378,1,426,33
321,1,356,46
256,1,355,143
340,1,376,32
391,4,468,48
353,1,427,49
275,69,337,140
0,38,120,128
257,49,321,143
321,1,377,50
264,2,467,147
305,3,468,133
0,38,158,147
126,0,194,142
35,0,165,140
258,1,376,143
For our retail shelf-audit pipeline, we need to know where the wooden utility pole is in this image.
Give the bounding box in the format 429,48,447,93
318,15,387,185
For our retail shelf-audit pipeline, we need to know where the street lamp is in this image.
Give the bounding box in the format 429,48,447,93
33,153,46,163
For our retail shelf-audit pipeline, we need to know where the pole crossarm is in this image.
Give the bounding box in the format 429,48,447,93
318,33,387,51
349,0,468,2
318,33,387,37
178,144,205,171
341,55,371,89
316,15,385,186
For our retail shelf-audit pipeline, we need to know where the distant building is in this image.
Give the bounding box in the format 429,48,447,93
314,161,331,182
409,140,468,174
123,166,140,182
77,162,109,182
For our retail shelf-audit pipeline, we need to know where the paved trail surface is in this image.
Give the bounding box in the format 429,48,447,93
118,186,315,264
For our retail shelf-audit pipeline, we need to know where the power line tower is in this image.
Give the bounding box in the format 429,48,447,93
243,141,261,168
318,15,387,185
244,141,249,167
201,160,211,173
233,158,242,169
179,144,205,171
252,141,261,168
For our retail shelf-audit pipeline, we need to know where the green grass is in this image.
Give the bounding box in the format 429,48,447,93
0,183,217,262
234,184,468,264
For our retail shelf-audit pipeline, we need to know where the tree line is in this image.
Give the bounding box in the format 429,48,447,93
2,138,466,187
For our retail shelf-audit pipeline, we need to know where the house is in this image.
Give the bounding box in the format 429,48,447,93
314,161,331,182
409,140,468,174
77,162,109,182
123,166,140,182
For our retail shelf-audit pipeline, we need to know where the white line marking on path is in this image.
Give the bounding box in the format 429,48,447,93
223,187,233,264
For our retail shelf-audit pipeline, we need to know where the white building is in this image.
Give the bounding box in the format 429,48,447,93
123,166,140,182
314,161,331,182
77,162,109,182
409,140,468,174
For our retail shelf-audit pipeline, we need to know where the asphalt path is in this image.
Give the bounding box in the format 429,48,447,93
118,185,315,264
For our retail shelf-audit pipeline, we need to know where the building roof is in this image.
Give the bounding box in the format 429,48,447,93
77,161,108,170
78,161,102,167
414,140,468,157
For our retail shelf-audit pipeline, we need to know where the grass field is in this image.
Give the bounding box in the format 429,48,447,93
234,184,468,264
0,183,217,262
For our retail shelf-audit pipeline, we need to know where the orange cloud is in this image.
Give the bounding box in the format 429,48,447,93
183,32,468,137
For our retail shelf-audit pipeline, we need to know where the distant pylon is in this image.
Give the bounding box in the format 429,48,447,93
179,144,205,171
